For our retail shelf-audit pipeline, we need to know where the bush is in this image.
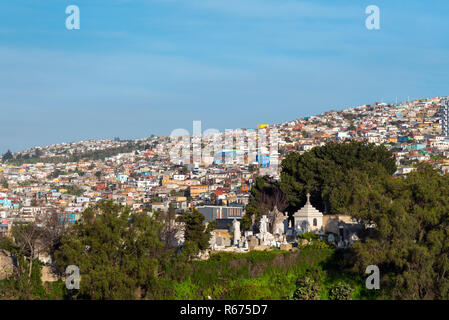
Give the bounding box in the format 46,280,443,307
293,276,321,300
297,232,319,241
329,281,354,300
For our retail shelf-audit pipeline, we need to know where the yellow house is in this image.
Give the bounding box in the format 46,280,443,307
162,178,174,185
171,196,187,202
257,124,269,129
190,185,209,198
388,137,398,143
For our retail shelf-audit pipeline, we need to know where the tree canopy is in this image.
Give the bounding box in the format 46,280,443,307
350,164,449,299
244,176,288,231
2,150,13,162
54,201,169,299
176,209,216,257
245,141,449,299
279,141,396,214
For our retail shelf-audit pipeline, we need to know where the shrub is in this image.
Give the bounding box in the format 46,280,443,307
297,232,319,241
293,276,321,300
329,281,354,300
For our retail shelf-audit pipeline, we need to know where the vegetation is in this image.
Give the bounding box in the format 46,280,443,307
279,141,396,214
0,201,367,300
6,141,151,165
2,141,449,300
350,163,449,299
54,201,169,299
244,141,449,300
328,281,354,300
61,185,84,197
0,256,66,300
49,169,67,180
176,210,216,257
1,150,13,162
244,176,288,231
0,213,68,299
293,276,321,300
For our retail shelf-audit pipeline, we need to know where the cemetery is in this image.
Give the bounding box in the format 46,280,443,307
208,194,363,254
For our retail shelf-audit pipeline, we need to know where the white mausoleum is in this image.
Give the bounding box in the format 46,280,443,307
293,193,323,234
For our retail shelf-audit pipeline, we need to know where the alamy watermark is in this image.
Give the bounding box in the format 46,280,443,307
365,265,380,289
65,265,80,290
66,5,80,30
63,5,379,31
169,121,279,175
365,5,380,30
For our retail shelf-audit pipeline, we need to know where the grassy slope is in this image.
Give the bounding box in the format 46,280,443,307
170,247,379,300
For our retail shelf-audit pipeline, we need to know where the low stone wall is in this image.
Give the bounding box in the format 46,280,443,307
0,250,14,280
41,266,60,283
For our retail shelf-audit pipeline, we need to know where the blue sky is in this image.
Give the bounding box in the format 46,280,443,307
1,0,448,153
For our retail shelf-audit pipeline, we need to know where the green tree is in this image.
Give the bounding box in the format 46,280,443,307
280,141,396,214
248,164,258,173
351,164,449,299
244,176,288,230
54,201,169,299
2,150,13,162
49,169,66,179
177,210,216,257
0,254,49,300
34,149,43,158
11,223,42,279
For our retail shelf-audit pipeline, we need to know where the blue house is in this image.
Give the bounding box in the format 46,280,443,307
409,144,426,150
58,213,81,224
0,198,13,208
256,154,271,168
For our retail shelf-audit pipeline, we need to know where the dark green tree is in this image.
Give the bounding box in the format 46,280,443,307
244,176,288,231
280,141,396,214
177,210,216,257
54,201,169,299
2,150,13,162
351,164,449,299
